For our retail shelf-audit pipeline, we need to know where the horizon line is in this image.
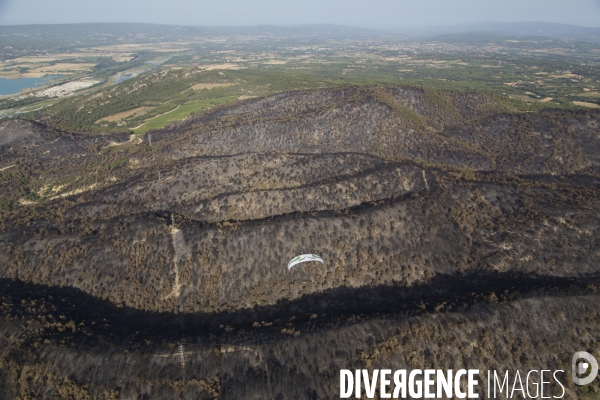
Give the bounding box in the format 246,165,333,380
0,20,599,29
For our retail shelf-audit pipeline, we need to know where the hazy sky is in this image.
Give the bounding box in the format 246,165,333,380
1,0,599,28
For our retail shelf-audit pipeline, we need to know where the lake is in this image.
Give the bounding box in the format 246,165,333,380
0,76,61,96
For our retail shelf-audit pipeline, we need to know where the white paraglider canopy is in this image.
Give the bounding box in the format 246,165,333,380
287,254,324,270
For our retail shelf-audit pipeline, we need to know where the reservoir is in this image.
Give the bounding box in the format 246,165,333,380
116,73,134,83
115,57,171,83
0,76,61,96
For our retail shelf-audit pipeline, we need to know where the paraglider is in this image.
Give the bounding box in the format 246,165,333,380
287,254,324,270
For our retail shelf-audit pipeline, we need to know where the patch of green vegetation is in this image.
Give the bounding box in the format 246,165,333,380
371,87,425,130
101,141,139,154
103,157,129,172
578,92,600,98
457,167,476,180
0,197,15,211
0,96,49,112
20,187,41,202
422,87,464,124
0,171,30,185
133,96,237,133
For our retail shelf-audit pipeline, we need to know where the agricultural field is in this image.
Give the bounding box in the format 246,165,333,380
132,96,237,133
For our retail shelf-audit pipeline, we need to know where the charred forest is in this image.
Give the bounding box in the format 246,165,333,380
1,83,600,399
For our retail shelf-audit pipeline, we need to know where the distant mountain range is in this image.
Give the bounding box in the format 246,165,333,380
406,21,600,40
0,21,599,42
0,22,378,41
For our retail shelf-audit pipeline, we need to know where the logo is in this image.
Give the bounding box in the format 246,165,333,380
572,351,598,386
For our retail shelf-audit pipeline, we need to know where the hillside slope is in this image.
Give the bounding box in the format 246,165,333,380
1,85,599,398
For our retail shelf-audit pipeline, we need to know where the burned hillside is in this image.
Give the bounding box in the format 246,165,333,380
0,85,599,399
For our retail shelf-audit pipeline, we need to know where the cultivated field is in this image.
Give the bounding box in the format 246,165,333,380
133,96,237,133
